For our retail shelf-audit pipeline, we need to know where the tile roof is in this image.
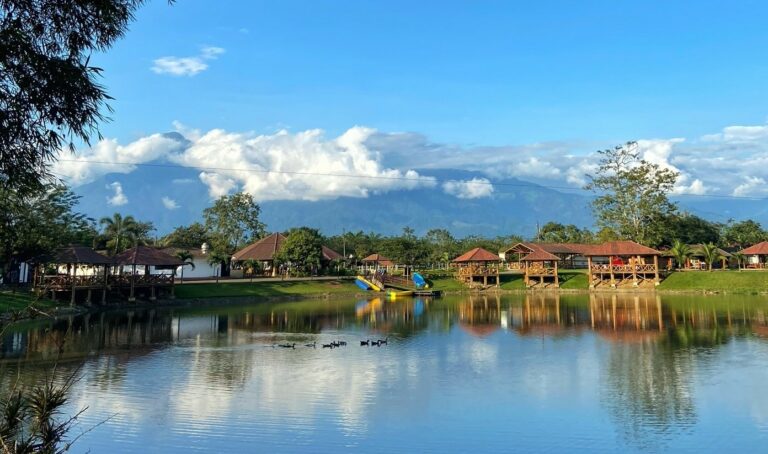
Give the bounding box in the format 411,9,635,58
583,241,661,256
740,241,768,255
322,246,343,261
115,245,185,266
453,247,500,263
31,244,113,265
232,233,286,261
520,245,560,262
361,254,394,265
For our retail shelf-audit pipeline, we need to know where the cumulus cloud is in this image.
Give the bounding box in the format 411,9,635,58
151,46,225,76
442,178,494,199
161,196,180,210
53,133,185,186
733,176,768,197
106,182,128,206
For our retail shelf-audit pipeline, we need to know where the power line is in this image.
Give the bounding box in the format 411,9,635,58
53,158,766,201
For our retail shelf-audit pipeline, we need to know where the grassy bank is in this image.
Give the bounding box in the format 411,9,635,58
0,290,57,313
658,270,768,293
174,279,359,299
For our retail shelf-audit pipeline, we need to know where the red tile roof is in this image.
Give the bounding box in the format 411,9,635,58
232,233,286,261
583,241,661,256
115,245,185,266
453,247,500,263
504,242,597,256
520,246,560,262
322,246,343,261
740,241,768,255
31,244,113,265
361,254,394,265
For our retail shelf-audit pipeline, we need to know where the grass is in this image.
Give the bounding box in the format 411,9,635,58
658,270,768,293
0,289,57,313
174,279,359,299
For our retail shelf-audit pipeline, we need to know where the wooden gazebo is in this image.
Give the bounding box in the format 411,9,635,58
585,241,661,288
452,247,500,287
739,242,768,269
360,253,395,273
114,245,184,301
30,244,113,305
521,246,561,288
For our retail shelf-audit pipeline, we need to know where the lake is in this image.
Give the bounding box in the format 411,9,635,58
2,293,768,453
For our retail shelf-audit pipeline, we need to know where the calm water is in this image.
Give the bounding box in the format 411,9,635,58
3,293,768,453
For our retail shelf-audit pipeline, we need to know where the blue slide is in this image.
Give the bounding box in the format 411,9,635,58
412,272,427,289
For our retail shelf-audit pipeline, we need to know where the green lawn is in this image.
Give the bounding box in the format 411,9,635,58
174,279,359,299
0,290,57,313
658,270,768,293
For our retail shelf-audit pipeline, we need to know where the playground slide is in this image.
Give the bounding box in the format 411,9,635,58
412,272,428,289
355,276,382,292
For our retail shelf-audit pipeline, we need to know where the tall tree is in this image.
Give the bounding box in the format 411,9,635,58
162,222,210,249
203,192,265,253
660,213,722,248
586,142,679,246
536,222,594,243
721,219,766,248
0,0,154,192
98,213,152,255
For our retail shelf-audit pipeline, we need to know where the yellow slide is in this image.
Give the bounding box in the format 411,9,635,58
356,276,382,292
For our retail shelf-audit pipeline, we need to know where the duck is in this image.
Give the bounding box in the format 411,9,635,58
322,343,334,349
338,340,347,346
305,342,316,348
377,337,389,345
360,339,370,346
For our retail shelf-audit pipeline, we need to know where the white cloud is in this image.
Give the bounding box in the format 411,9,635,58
508,157,561,179
151,46,225,77
733,176,768,197
442,178,494,199
53,133,184,186
161,196,180,210
106,182,128,206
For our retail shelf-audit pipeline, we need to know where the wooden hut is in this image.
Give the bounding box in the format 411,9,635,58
231,233,286,276
114,246,184,301
452,247,500,287
739,242,768,269
584,241,661,288
30,244,112,305
503,243,593,270
360,253,395,273
520,246,561,288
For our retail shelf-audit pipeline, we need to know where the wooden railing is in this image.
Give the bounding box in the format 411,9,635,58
591,264,657,273
527,267,556,276
40,275,107,290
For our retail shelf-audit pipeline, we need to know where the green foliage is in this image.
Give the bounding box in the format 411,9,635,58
203,192,265,254
162,223,209,248
99,213,154,255
659,214,721,247
536,222,594,243
274,227,324,273
669,240,692,269
0,0,150,192
700,242,723,272
721,219,766,248
175,250,194,283
586,142,679,246
0,184,95,277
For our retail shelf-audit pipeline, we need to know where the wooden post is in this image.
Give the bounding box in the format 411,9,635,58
632,256,638,286
554,260,559,288
524,261,529,286
609,256,615,287
170,273,176,299
70,264,77,306
587,256,593,288
129,264,136,302
101,266,108,305
653,255,660,284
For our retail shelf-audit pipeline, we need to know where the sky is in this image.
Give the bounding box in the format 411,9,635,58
52,0,768,226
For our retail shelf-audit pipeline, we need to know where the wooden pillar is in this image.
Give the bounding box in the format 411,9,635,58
150,285,156,301
170,273,176,299
129,264,136,302
101,266,108,305
524,261,529,286
587,256,593,288
609,256,615,287
653,255,660,284
70,263,77,306
554,260,559,288
632,256,638,286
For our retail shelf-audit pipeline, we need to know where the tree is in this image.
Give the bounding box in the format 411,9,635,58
669,240,691,270
241,258,261,282
274,227,324,275
175,250,195,284
206,251,228,283
700,242,723,272
99,213,140,255
203,192,265,254
586,142,679,246
732,251,745,271
0,0,154,192
721,219,766,248
659,214,721,248
424,228,459,267
0,184,95,280
536,222,594,243
162,222,210,249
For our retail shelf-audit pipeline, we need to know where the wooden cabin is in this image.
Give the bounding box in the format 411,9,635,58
503,243,592,270
30,244,113,305
452,247,500,287
739,242,768,269
585,241,661,288
231,232,286,276
114,245,184,301
521,247,561,288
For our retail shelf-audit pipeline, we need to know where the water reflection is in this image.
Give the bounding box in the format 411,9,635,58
2,294,768,452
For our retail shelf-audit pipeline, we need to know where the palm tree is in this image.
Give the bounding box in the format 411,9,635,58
241,258,261,282
732,251,745,271
700,242,723,272
207,251,229,283
176,250,195,284
99,213,139,255
669,240,692,270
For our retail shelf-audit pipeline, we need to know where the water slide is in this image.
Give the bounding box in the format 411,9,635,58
355,276,382,292
412,272,428,289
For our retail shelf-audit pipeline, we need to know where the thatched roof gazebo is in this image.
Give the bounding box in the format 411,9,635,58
452,247,500,287
30,244,113,305
115,245,184,301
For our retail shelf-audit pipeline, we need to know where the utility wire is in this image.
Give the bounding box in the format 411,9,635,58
53,158,766,201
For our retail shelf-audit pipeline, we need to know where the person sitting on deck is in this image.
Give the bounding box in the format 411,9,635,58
611,257,625,266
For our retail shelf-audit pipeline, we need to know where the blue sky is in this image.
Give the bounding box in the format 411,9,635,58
55,1,768,230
